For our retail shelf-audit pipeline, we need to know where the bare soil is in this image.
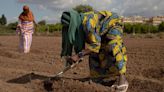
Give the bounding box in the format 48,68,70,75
0,36,163,92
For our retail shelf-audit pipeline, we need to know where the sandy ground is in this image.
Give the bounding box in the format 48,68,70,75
0,36,163,92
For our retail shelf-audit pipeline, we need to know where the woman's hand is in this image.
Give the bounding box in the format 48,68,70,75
70,54,80,63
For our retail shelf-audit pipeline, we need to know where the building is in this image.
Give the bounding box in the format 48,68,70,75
122,16,145,24
150,16,164,26
122,16,164,26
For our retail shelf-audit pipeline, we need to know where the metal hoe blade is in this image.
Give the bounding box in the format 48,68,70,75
50,59,83,80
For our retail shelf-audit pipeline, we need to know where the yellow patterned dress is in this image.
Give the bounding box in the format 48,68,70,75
82,11,127,77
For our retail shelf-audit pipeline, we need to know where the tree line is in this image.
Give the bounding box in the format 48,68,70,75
123,23,164,34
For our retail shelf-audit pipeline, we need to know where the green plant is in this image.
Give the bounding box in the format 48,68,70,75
159,22,164,32
73,4,93,13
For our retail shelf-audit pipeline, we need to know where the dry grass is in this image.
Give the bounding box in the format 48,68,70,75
144,33,156,38
156,32,164,39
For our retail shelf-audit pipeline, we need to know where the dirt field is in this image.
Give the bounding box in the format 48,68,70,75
0,36,163,92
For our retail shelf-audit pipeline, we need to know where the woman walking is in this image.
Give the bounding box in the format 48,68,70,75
16,5,36,53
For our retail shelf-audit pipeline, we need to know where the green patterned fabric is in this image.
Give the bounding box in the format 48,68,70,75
61,10,85,57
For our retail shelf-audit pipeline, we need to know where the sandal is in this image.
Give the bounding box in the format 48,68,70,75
111,80,129,92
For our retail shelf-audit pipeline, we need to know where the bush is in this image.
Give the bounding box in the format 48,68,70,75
36,25,47,32
156,32,164,39
73,5,93,13
124,23,133,33
124,23,158,34
38,20,46,25
159,22,164,32
0,25,15,35
7,22,18,30
36,23,62,33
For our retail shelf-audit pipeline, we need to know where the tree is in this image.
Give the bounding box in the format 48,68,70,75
73,5,93,13
7,22,18,30
124,23,133,33
159,22,164,32
38,20,46,25
47,23,62,32
54,23,62,31
0,14,7,25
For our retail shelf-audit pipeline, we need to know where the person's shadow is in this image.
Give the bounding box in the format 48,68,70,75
7,73,116,91
7,73,51,84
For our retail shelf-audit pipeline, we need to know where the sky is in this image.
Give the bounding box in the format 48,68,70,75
0,0,164,24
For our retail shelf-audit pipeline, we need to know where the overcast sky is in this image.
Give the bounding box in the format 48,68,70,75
0,0,164,23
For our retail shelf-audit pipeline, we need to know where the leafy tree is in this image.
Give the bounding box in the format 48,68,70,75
7,22,18,30
37,25,47,32
36,23,62,33
141,24,148,33
123,23,158,34
47,23,62,32
38,20,46,25
159,22,164,32
149,25,158,33
0,14,7,25
124,23,133,33
54,23,62,31
73,5,93,13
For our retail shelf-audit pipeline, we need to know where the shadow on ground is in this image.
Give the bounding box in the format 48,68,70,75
7,73,116,91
